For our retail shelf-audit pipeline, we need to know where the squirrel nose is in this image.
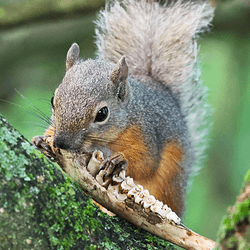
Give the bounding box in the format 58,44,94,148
54,137,71,150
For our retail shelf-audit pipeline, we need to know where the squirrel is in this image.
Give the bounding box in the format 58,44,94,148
33,0,214,218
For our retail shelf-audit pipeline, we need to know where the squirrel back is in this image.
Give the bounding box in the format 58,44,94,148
46,0,214,218
95,0,214,178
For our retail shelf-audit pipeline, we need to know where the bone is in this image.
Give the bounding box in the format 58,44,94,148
96,170,111,187
150,200,164,214
86,150,181,225
87,150,104,177
112,170,126,183
43,137,216,249
142,195,156,209
120,177,136,193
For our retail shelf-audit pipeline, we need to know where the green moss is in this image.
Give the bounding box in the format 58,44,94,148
239,226,250,250
217,170,250,249
146,234,176,249
101,238,120,249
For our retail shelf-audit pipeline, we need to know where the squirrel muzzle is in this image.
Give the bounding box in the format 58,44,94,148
54,130,87,151
54,136,71,150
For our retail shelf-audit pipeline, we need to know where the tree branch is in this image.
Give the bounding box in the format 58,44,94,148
0,114,177,249
217,170,250,249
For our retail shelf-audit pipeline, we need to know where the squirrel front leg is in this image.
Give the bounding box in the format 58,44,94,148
31,126,56,160
95,153,127,187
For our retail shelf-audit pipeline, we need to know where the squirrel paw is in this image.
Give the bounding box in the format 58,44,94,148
31,135,57,161
96,153,127,187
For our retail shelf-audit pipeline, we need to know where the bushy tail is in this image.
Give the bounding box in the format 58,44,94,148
95,0,214,92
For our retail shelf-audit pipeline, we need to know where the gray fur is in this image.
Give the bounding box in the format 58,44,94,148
53,56,188,160
66,43,80,71
111,56,129,101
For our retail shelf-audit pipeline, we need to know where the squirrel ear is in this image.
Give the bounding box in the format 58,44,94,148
110,56,129,101
66,43,80,71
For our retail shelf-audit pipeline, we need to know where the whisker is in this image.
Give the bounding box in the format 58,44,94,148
14,88,52,123
1,89,54,130
28,105,52,125
27,110,52,126
12,88,53,126
0,99,23,108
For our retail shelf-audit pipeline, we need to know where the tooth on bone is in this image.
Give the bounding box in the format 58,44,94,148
166,211,181,224
96,170,111,187
162,205,172,214
134,189,150,204
118,169,126,179
150,200,164,214
108,183,119,196
87,150,104,177
126,177,136,188
142,195,156,209
139,189,149,199
127,187,139,198
156,207,168,218
112,170,126,183
135,185,144,192
134,194,143,204
120,177,136,192
108,184,127,200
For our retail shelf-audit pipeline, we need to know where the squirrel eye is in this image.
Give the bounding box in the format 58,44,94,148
94,106,109,123
51,96,54,109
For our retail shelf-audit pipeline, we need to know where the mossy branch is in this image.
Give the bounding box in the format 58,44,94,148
217,170,250,249
0,115,177,249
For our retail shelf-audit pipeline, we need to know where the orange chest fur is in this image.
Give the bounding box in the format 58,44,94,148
108,125,183,182
108,125,153,179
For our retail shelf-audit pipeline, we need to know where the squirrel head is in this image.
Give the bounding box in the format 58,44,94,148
51,43,129,153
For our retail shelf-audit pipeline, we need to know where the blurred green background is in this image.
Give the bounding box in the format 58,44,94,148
0,0,250,244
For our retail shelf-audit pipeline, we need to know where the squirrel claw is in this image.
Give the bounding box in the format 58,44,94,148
96,153,127,187
31,136,57,161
